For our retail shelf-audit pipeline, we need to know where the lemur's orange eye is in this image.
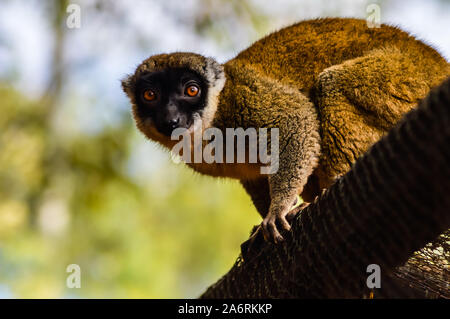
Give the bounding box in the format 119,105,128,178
185,85,199,97
143,89,156,101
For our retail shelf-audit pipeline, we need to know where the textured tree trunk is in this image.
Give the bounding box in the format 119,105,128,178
201,77,450,299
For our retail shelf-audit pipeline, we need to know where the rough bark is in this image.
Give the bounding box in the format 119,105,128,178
201,77,450,299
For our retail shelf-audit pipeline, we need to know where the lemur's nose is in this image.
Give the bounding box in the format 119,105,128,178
168,117,180,129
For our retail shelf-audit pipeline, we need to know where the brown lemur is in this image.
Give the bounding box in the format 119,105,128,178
122,18,449,244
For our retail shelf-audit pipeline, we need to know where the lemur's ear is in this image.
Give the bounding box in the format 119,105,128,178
121,74,135,96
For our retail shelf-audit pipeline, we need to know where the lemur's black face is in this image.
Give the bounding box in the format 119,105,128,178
134,68,208,137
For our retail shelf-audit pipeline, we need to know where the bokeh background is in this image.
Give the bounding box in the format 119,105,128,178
0,0,449,298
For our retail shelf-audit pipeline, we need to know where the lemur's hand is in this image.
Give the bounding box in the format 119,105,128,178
261,196,308,243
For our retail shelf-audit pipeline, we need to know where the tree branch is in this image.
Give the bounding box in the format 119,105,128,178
201,77,450,298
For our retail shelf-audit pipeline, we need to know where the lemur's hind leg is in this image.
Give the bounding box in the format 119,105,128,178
313,46,450,188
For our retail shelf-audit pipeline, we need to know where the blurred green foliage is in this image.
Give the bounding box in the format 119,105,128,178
0,85,260,298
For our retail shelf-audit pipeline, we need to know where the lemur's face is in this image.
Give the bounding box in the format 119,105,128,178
132,68,208,137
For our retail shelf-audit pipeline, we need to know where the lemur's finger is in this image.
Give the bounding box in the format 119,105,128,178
278,215,291,232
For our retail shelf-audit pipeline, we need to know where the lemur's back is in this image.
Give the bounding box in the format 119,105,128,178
230,18,448,93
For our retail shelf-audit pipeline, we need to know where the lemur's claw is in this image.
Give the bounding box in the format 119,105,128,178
287,202,310,222
262,213,286,244
262,200,311,243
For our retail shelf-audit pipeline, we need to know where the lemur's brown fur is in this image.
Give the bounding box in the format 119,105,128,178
123,18,450,243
